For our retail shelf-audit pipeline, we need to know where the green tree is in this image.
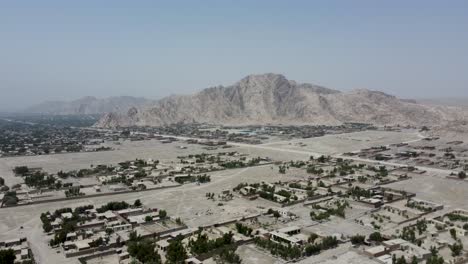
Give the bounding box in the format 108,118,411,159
128,239,161,264
159,209,167,219
369,232,384,242
450,228,457,240
350,234,365,245
13,166,29,176
396,256,407,264
134,199,142,207
426,247,444,264
0,249,15,264
449,242,463,257
458,171,466,179
308,233,319,243
215,246,242,264
166,235,187,264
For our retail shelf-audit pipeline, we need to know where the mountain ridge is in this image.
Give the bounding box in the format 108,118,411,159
94,73,467,128
25,96,151,115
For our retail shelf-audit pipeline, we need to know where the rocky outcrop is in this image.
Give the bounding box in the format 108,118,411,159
94,73,467,128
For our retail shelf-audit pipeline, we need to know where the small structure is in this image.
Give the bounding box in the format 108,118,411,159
156,239,170,252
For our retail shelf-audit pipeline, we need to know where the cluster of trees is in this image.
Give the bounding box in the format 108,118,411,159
406,201,433,212
246,157,263,166
351,232,387,245
450,228,458,240
288,182,313,191
96,201,129,213
233,183,249,192
175,174,211,184
331,162,359,176
347,186,372,199
1,191,18,207
159,210,167,219
306,165,324,175
65,186,84,197
13,166,29,176
234,182,301,203
127,231,162,264
133,159,148,167
276,189,297,200
42,204,107,246
235,223,253,237
304,236,339,256
196,175,211,183
188,232,234,256
278,165,288,174
119,158,158,169
350,234,366,245
400,224,422,244
317,155,330,163
267,208,281,219
257,191,277,202
214,246,242,264
426,247,444,264
446,212,468,222
310,200,349,221
457,171,467,179
288,161,306,168
255,235,339,260
220,157,261,169
367,165,389,177
166,235,188,264
391,255,418,264
259,184,298,204
415,219,428,235
0,185,8,192
134,170,148,178
50,220,77,246
58,164,115,179
358,176,368,183
23,171,56,188
449,242,463,257
369,232,384,242
254,237,302,260
42,206,93,245
0,249,15,264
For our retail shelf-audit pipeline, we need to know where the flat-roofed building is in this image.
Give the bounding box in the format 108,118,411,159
277,226,301,236
156,239,170,252
270,231,304,246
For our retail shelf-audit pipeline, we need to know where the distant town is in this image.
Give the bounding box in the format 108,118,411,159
0,114,467,264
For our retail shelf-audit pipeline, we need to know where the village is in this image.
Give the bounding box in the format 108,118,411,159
0,124,467,264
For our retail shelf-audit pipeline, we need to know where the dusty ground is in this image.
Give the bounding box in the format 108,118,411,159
0,129,465,264
263,130,421,155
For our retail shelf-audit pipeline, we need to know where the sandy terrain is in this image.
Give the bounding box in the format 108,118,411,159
0,129,466,264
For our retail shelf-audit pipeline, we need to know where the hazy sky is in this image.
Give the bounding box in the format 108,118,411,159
1,0,468,111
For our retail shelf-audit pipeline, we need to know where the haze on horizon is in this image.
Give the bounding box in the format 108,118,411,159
1,0,468,111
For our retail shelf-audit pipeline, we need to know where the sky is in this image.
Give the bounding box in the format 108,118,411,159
1,0,468,111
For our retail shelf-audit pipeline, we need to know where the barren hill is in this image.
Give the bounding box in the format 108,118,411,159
25,96,150,115
94,73,466,128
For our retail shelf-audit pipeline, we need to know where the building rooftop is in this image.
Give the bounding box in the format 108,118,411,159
278,226,301,234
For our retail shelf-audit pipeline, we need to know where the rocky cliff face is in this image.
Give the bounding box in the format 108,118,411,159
94,73,466,128
25,96,150,115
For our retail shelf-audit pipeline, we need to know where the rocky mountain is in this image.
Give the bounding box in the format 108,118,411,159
25,96,151,115
94,73,467,128
417,98,468,108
